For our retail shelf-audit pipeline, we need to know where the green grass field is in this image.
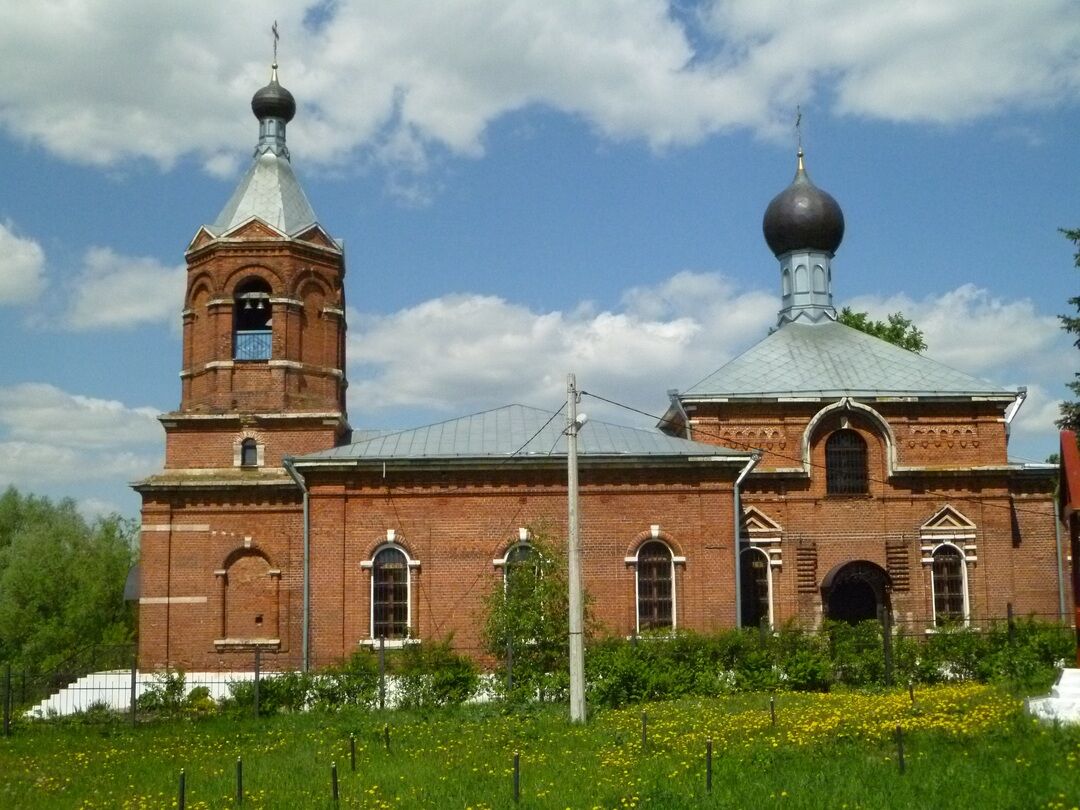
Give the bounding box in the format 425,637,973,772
3,684,1079,809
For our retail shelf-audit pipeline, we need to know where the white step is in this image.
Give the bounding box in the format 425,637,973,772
26,670,256,718
1028,669,1080,724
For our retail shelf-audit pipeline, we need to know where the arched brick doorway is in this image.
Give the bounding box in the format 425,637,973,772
822,560,891,624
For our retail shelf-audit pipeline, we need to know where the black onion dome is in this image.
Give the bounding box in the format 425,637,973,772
762,149,844,257
251,65,296,123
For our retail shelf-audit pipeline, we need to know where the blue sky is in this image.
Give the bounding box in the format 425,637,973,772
0,1,1076,518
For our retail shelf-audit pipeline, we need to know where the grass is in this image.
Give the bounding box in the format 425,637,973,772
2,684,1080,808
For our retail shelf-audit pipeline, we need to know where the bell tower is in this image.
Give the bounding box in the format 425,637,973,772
163,61,349,470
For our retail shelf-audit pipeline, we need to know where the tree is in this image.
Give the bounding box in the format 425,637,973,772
838,307,928,352
483,531,578,702
0,487,137,671
1056,227,1080,432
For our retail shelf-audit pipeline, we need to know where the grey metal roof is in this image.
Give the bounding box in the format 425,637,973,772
684,320,1012,400
297,404,748,463
209,152,318,237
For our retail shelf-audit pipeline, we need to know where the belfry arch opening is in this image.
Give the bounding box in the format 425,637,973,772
234,277,272,360
822,560,891,624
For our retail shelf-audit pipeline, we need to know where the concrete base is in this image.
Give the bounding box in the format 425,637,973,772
1027,668,1080,723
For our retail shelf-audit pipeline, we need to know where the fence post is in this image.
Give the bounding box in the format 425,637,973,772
3,663,11,737
1007,602,1016,645
881,605,893,687
506,640,514,692
513,751,520,803
378,637,386,710
706,738,713,793
129,652,138,728
253,648,261,719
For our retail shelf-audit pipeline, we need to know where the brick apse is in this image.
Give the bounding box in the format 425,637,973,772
135,65,1063,671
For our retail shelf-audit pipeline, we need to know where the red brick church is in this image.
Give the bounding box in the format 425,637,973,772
135,65,1063,671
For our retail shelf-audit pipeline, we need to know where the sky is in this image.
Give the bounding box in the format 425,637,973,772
0,0,1076,520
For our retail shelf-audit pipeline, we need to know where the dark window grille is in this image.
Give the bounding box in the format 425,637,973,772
637,541,673,631
826,430,868,494
932,546,965,624
240,438,258,467
739,547,771,628
373,548,409,639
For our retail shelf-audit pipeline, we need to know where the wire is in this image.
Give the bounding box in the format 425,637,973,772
378,402,568,639
580,389,1057,521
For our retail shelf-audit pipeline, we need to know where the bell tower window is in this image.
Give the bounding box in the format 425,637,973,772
234,278,272,360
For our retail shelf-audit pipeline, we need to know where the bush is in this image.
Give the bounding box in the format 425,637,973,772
136,670,189,715
220,671,312,717
309,650,379,710
394,639,478,710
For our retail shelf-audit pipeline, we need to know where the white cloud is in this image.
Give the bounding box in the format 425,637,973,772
348,276,1068,454
843,284,1065,376
0,220,46,304
76,497,126,521
1009,383,1062,444
0,384,162,491
66,247,186,331
0,442,159,488
346,271,775,419
0,2,1075,175
0,383,161,449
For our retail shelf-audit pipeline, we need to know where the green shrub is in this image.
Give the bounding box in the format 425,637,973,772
826,621,886,686
221,671,312,717
136,670,189,715
394,638,478,710
309,649,379,710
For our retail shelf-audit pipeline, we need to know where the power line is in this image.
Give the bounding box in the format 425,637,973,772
377,402,568,639
580,389,1057,521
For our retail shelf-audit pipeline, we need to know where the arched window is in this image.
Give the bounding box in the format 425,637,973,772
782,268,792,296
503,542,537,586
234,278,272,360
372,546,411,640
931,544,968,625
794,264,808,292
636,541,674,632
826,429,868,494
739,547,772,629
240,438,258,467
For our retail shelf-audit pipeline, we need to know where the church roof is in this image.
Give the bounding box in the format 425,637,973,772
683,320,1013,401
295,404,749,464
208,152,318,237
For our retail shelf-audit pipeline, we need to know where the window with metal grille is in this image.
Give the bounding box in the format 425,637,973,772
637,541,673,631
932,545,966,625
372,547,409,639
240,438,258,467
825,429,868,494
739,547,771,629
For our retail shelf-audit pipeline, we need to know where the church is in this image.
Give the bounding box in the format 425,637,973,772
135,64,1063,671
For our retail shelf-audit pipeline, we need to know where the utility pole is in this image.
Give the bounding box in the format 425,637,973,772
566,373,586,723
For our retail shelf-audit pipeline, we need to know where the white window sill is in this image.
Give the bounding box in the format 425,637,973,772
214,638,280,648
359,638,420,649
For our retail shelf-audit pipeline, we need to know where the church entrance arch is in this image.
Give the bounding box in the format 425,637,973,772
821,561,891,624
